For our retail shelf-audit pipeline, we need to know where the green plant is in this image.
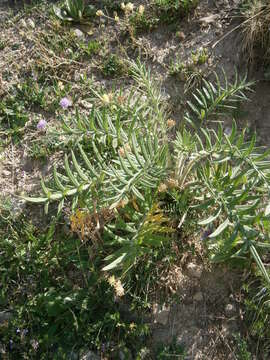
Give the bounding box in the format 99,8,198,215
185,70,253,124
242,278,270,358
233,333,252,360
156,337,186,359
154,0,198,24
24,61,270,288
191,48,209,65
79,40,101,57
129,6,158,34
0,209,149,359
53,0,96,23
102,54,125,77
0,96,28,141
169,57,206,91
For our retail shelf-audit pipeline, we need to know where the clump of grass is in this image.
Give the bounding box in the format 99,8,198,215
154,0,198,24
0,210,149,359
102,54,125,77
241,1,270,63
242,277,270,358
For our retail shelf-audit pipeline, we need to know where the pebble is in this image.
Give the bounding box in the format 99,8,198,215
225,303,236,316
2,170,10,177
186,263,202,279
199,14,219,25
193,292,203,302
73,28,85,39
80,350,100,360
176,31,186,41
153,304,170,325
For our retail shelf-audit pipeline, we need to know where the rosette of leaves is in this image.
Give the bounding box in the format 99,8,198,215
53,0,96,23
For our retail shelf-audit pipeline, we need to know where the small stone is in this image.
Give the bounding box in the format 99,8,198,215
221,320,238,337
80,350,100,360
193,292,203,302
186,263,202,279
2,170,10,177
176,31,186,41
225,303,236,316
199,14,219,25
153,304,170,325
27,19,35,29
73,29,85,39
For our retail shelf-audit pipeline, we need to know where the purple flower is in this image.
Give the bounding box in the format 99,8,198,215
201,227,212,240
59,97,72,109
37,119,47,131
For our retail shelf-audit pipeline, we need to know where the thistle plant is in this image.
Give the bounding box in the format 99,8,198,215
25,61,270,282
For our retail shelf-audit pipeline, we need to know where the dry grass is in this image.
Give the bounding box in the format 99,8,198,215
242,1,270,63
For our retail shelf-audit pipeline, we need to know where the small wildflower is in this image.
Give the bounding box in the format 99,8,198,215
125,2,134,12
59,97,72,109
130,322,136,330
108,276,125,297
167,119,176,128
201,227,212,240
121,2,126,10
167,178,178,189
101,93,113,105
117,95,125,104
176,31,186,41
119,147,125,157
108,275,116,286
115,279,125,297
119,143,131,157
58,81,65,90
37,119,47,131
158,183,167,193
115,15,120,22
138,5,145,15
117,198,129,208
96,9,104,17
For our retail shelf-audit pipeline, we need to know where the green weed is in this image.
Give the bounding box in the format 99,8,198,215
154,0,199,24
0,210,149,358
53,0,96,24
102,54,125,77
156,337,186,359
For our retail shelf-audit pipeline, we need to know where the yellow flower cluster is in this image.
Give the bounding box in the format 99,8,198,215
119,143,131,157
108,275,125,297
167,118,176,128
121,2,134,12
96,9,104,17
101,93,113,105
